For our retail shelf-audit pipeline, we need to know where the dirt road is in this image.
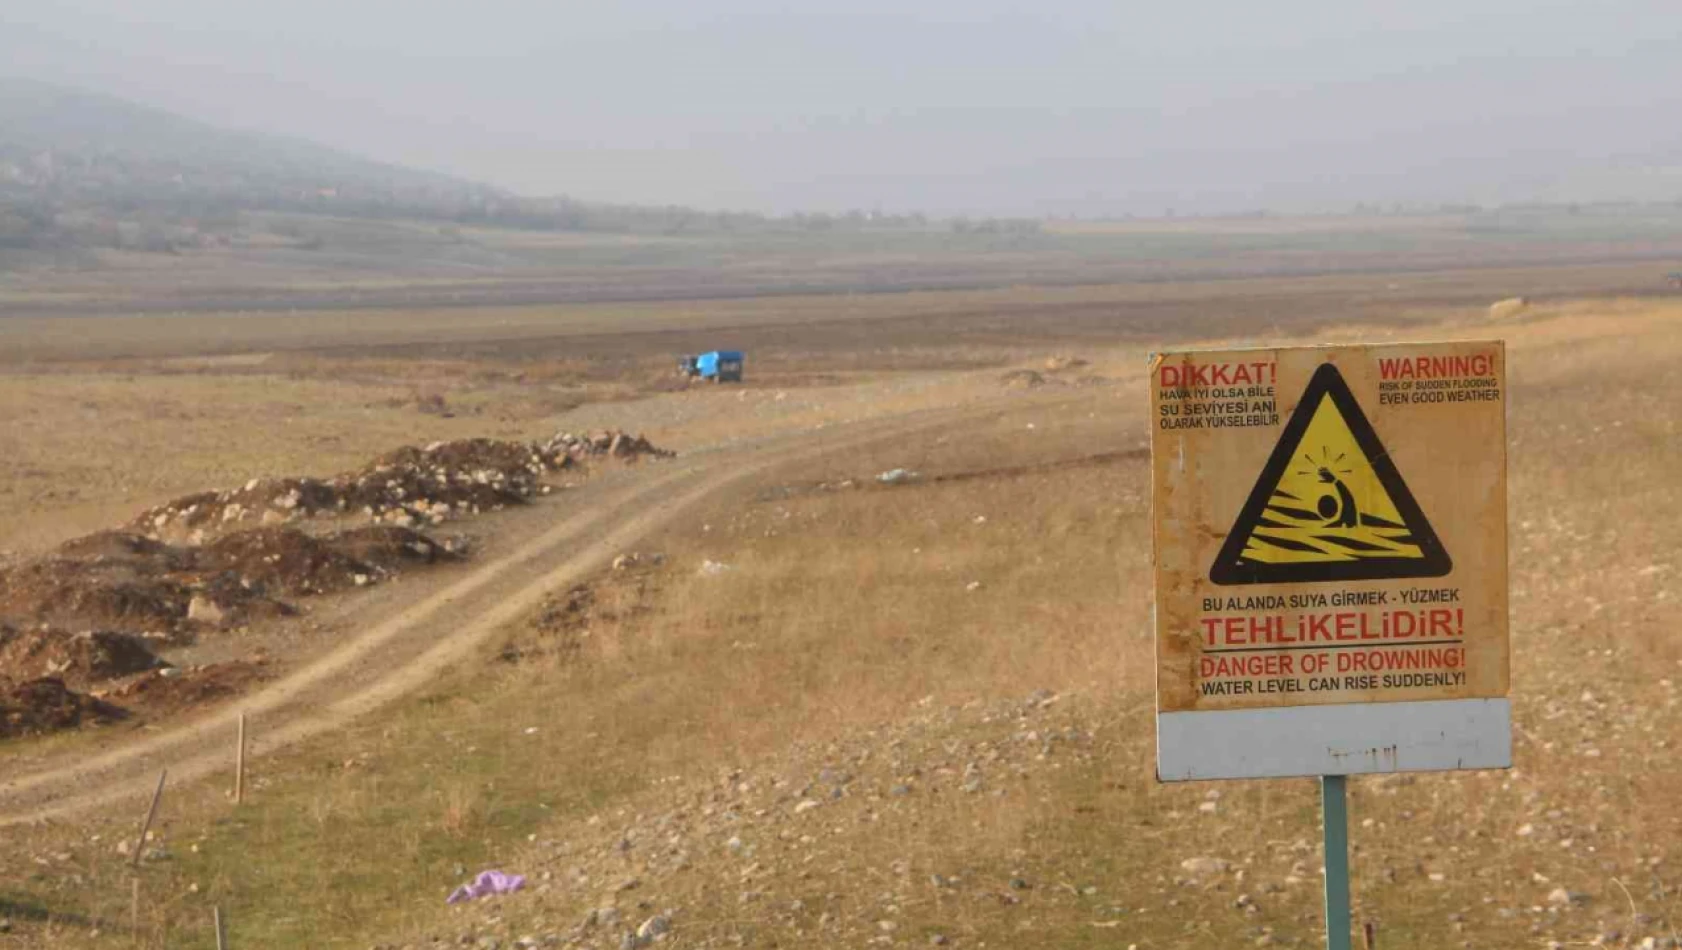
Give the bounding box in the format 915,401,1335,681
0,394,1073,826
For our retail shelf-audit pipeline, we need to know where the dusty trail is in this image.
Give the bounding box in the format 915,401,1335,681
0,395,1068,826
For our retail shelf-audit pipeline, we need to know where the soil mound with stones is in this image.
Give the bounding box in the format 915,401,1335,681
56,530,190,569
103,660,269,716
196,527,379,598
0,626,165,687
0,558,196,634
0,677,125,739
0,520,473,639
133,429,671,540
328,526,456,572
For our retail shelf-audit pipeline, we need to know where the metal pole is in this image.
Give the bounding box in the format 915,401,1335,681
131,770,167,869
234,713,246,805
1321,774,1353,950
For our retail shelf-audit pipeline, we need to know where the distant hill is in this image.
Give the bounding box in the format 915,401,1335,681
0,78,945,256
0,77,525,250
0,77,507,204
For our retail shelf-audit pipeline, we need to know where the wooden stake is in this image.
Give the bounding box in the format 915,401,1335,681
130,877,140,940
1363,921,1377,950
132,770,167,869
234,713,246,805
213,906,228,950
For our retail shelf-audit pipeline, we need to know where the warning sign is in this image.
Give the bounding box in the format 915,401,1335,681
1152,342,1510,781
1209,364,1451,585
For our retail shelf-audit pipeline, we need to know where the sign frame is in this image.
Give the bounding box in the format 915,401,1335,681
1151,340,1511,782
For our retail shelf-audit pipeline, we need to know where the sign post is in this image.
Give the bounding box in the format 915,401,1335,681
1322,775,1351,950
1150,342,1510,948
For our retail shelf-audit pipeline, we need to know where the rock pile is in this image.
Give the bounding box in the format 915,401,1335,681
132,430,670,540
0,428,670,740
537,430,671,463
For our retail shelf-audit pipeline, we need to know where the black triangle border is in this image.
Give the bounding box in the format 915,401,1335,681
1208,362,1453,586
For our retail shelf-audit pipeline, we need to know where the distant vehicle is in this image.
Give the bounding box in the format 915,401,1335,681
1668,271,1682,289
678,350,745,382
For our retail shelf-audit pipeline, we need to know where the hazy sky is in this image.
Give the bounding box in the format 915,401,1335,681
5,0,1681,216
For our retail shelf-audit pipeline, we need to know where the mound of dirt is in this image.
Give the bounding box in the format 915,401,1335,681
0,627,165,686
131,430,670,540
133,477,346,539
103,660,268,715
195,527,377,597
0,677,124,739
55,530,188,569
9,520,464,639
0,558,193,633
341,438,553,525
326,525,458,572
0,547,293,637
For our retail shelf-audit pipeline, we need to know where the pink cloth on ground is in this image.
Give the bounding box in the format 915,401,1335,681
446,869,526,904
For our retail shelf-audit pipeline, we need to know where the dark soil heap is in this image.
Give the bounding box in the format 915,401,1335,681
0,677,124,739
0,557,195,633
0,626,165,687
0,523,465,642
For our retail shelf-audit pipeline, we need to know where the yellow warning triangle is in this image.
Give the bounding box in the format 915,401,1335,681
1210,363,1451,585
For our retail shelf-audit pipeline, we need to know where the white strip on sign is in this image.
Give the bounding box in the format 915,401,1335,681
1157,698,1511,781
1151,342,1510,781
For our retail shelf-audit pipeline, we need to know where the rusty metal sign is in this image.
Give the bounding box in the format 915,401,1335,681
1151,341,1511,780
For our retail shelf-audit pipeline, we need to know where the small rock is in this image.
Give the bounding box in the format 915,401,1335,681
187,596,226,626
1547,887,1585,907
1180,857,1230,875
636,915,670,940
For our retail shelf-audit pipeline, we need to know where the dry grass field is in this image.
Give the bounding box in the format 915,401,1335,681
0,261,1678,949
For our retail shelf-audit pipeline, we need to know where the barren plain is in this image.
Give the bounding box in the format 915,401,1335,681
0,240,1678,950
